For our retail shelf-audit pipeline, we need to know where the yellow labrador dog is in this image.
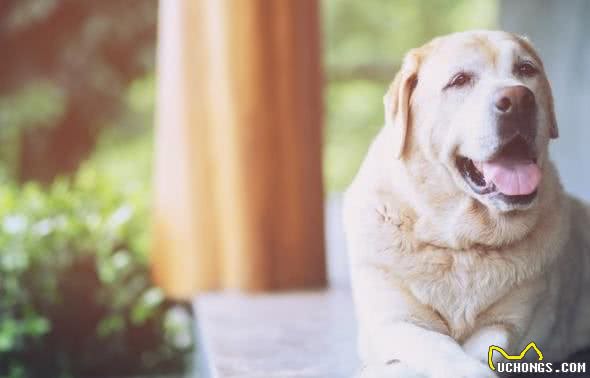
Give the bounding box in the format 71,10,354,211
344,30,590,377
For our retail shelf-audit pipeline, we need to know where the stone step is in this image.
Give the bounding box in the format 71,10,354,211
195,290,358,378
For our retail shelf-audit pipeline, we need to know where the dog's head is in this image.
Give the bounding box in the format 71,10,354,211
386,30,558,213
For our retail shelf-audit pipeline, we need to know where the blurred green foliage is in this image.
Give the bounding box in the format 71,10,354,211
0,82,65,134
0,18,185,373
0,0,156,182
323,0,498,191
0,152,192,377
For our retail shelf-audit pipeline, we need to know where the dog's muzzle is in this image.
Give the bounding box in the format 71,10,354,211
456,84,543,207
493,85,537,144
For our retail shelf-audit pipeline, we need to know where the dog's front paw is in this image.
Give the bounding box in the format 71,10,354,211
358,359,495,378
358,361,427,378
430,359,496,378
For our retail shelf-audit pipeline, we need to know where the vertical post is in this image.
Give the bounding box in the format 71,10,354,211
151,0,221,298
152,0,326,298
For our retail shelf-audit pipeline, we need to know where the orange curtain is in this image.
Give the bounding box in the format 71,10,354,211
152,0,326,299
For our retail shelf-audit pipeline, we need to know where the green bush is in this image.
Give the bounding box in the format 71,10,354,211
0,162,193,378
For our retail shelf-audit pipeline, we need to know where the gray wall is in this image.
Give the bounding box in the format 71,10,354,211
502,0,590,201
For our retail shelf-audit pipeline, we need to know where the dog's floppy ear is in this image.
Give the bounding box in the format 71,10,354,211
384,50,420,159
516,34,559,139
548,91,559,139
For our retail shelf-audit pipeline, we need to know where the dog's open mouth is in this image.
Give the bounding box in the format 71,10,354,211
456,137,541,204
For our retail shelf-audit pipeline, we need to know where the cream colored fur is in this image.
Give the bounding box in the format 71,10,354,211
344,31,590,378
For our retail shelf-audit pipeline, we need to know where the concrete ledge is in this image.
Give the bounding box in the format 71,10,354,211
195,290,358,378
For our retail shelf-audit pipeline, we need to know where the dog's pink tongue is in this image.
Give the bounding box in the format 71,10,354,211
482,159,541,196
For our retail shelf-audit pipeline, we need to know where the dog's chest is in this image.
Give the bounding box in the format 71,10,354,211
404,251,508,339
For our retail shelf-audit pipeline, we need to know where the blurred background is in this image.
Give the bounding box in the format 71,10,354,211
1,0,587,377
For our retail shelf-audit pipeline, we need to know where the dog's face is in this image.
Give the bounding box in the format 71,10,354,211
386,31,558,212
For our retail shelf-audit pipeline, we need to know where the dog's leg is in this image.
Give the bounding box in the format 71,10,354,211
462,278,543,365
359,321,495,378
357,360,427,378
463,325,510,364
351,266,496,378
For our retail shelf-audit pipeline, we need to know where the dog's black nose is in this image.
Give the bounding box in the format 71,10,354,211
494,85,535,115
494,85,536,140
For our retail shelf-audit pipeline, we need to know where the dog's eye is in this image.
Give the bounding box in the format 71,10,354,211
516,61,538,77
445,72,472,89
